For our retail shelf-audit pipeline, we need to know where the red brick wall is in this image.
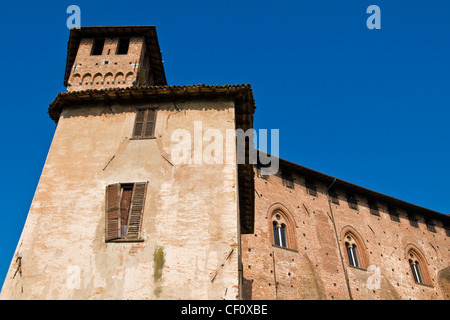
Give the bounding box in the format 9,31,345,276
241,166,449,300
67,36,146,92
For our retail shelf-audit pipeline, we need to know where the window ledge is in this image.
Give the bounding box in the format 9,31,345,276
272,244,298,253
129,136,157,140
348,265,367,272
414,282,434,288
106,239,144,243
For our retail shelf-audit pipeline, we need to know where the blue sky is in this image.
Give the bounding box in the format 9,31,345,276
0,0,449,289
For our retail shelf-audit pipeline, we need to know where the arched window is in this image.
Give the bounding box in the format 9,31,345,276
405,246,431,285
341,227,369,269
346,244,359,267
345,235,360,268
272,220,287,248
406,245,431,285
409,258,423,284
268,207,297,250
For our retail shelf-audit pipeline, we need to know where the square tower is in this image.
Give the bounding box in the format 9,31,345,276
65,26,166,91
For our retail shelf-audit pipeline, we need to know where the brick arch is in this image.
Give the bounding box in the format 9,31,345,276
82,73,92,85
265,202,298,227
93,73,103,87
115,72,125,85
340,225,370,269
125,71,135,85
404,243,432,285
104,72,114,85
266,202,298,250
70,73,81,86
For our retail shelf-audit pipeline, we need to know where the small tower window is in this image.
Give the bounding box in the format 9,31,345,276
91,38,105,56
117,38,130,55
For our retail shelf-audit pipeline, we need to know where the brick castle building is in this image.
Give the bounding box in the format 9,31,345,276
1,26,449,300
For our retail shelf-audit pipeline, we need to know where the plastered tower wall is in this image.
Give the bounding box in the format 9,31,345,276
1,26,257,299
1,98,242,300
241,166,449,300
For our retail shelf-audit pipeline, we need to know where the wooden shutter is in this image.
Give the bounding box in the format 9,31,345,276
133,110,145,137
133,109,156,138
144,109,155,137
125,182,147,240
105,184,121,241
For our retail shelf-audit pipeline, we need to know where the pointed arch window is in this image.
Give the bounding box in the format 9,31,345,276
406,247,431,285
341,228,369,269
404,245,432,286
269,209,297,250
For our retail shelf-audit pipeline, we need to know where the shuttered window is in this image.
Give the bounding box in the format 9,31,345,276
133,108,156,139
105,182,147,242
105,184,121,241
